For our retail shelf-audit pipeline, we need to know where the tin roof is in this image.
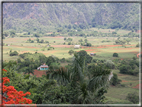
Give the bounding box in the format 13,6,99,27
40,65,48,68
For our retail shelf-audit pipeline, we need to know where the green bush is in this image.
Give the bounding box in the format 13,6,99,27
60,58,66,63
136,43,139,47
10,51,19,56
126,92,139,104
110,73,121,86
68,50,74,55
113,53,118,57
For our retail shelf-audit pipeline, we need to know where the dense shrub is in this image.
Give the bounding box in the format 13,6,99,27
60,58,66,63
110,73,121,86
136,43,139,47
104,60,115,69
113,53,118,57
126,92,139,104
33,33,40,37
68,50,74,55
119,59,139,76
119,65,131,74
9,51,18,56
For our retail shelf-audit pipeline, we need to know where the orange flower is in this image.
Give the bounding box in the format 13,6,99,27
2,72,35,106
2,69,7,72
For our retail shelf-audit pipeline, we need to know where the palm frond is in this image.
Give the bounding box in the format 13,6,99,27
88,66,110,92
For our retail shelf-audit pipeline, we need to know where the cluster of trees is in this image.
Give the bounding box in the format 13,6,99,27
119,58,139,76
9,50,19,56
3,30,16,38
36,38,49,43
68,50,74,55
126,92,139,104
113,53,119,57
63,38,73,45
115,39,126,46
16,53,60,74
41,46,54,51
64,37,72,42
78,39,92,47
3,50,112,104
115,37,131,45
4,49,139,104
26,38,34,43
26,38,49,43
110,73,121,86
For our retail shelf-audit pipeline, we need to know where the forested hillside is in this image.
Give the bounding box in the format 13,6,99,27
3,3,140,32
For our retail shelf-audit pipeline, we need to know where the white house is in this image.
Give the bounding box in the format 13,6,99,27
37,63,49,70
74,45,80,49
90,53,96,56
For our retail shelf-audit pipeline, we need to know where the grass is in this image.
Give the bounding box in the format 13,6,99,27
3,28,140,104
3,36,139,61
104,86,139,104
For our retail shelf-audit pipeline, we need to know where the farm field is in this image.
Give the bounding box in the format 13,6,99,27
104,69,140,104
3,36,139,61
3,34,140,104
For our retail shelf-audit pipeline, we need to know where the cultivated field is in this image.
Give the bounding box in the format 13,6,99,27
3,29,140,104
3,36,139,61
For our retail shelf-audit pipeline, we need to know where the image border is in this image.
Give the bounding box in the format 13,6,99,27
1,0,142,106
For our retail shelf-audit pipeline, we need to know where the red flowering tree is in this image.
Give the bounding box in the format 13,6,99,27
1,69,36,107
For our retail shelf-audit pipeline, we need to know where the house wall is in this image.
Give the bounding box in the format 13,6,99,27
40,67,49,70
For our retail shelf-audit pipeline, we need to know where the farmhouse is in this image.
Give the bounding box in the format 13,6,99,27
74,45,80,49
90,53,96,56
37,63,49,70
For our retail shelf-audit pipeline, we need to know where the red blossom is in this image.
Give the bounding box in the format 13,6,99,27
2,69,7,72
1,69,36,106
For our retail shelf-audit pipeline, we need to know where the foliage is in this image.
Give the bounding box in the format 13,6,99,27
77,50,93,63
49,62,61,70
115,39,126,46
1,69,35,106
119,59,139,76
9,51,19,56
113,53,118,57
136,43,139,47
104,60,115,69
33,33,40,37
112,31,117,34
26,38,34,43
68,50,74,55
126,92,139,104
110,73,121,86
47,53,111,104
66,38,73,42
3,31,9,38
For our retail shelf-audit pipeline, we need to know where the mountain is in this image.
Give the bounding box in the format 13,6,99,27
3,3,140,32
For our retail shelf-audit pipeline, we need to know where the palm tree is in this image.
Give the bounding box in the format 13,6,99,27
48,52,111,104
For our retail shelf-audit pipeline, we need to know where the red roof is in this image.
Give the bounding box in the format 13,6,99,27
33,70,47,77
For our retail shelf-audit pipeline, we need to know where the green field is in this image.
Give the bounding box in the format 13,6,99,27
3,36,139,61
3,30,140,104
